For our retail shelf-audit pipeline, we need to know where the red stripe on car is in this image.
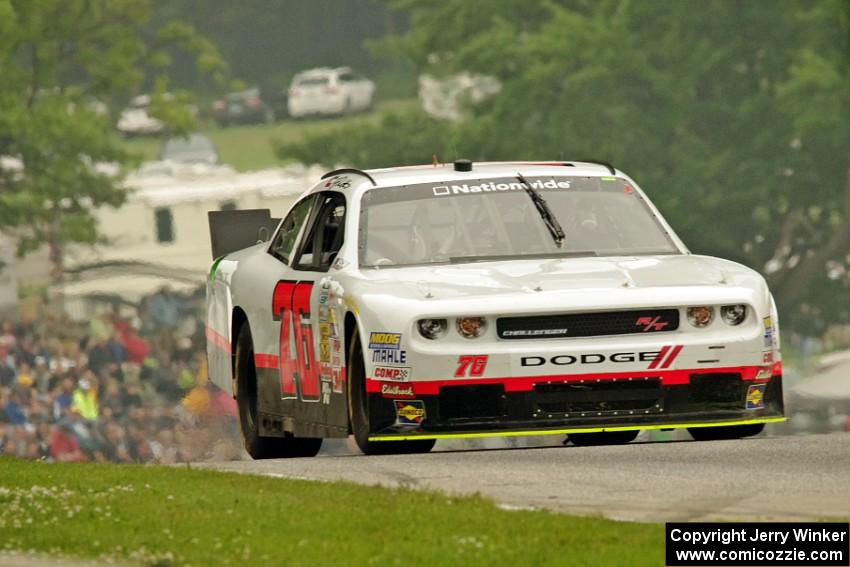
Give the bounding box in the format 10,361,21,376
365,365,763,395
205,326,231,354
647,345,669,370
661,345,684,368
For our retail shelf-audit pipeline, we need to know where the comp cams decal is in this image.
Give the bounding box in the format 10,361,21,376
373,366,411,381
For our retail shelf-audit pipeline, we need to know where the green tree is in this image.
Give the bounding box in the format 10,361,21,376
0,0,226,267
282,0,850,332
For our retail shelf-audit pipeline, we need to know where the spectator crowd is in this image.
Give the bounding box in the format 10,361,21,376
0,286,242,463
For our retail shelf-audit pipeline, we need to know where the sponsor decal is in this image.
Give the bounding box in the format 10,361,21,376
321,379,332,405
432,178,571,197
502,329,567,337
381,384,415,398
763,316,774,348
746,384,766,410
329,308,338,324
455,355,488,377
635,315,669,332
374,366,411,381
331,367,344,394
320,323,331,338
319,341,331,363
519,346,683,370
395,400,426,426
324,175,351,189
372,349,407,365
369,332,402,350
762,351,774,364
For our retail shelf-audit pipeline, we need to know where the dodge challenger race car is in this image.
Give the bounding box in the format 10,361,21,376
205,160,785,458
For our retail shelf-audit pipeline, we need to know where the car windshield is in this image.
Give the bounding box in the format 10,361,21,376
295,76,329,86
159,134,217,163
359,176,680,267
227,89,258,102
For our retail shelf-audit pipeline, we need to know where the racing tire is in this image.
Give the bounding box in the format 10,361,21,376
688,423,764,441
348,328,435,455
235,323,322,459
568,430,639,446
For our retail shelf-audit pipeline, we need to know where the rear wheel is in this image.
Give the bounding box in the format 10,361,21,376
688,423,764,441
568,430,639,446
235,324,322,459
348,328,435,455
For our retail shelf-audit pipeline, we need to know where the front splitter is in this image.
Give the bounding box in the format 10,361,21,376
368,416,787,441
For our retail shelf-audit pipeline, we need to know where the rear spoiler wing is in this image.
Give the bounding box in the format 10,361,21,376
208,209,280,260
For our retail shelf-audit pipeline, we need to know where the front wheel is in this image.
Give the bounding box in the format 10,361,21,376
567,430,639,446
688,423,764,441
348,328,435,455
235,323,322,459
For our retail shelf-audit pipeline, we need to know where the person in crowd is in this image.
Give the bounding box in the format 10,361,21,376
71,376,99,421
50,420,86,462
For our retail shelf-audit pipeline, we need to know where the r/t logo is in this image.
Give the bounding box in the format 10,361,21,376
635,316,669,332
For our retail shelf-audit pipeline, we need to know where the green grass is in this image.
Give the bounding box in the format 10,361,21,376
122,99,418,171
0,457,662,566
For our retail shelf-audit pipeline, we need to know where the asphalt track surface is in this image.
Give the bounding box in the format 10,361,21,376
199,432,850,522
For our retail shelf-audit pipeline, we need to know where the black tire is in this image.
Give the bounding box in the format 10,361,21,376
688,423,764,441
348,328,435,455
568,430,639,446
235,324,322,459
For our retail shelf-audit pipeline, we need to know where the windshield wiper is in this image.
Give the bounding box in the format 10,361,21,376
517,173,565,248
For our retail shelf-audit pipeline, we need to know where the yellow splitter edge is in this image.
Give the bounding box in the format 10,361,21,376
368,416,787,442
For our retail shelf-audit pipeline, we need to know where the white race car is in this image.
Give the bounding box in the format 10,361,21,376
286,67,375,118
205,160,785,458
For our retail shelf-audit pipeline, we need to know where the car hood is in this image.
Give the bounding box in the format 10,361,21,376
352,254,766,304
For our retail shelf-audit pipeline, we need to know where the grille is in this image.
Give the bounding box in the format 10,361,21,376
688,373,743,407
534,379,663,415
497,309,679,340
439,384,506,421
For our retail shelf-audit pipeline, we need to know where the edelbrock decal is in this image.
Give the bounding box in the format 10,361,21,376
381,384,415,398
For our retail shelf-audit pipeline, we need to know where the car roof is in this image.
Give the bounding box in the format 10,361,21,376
294,66,352,79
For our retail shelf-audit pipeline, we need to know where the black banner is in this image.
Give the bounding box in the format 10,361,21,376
666,522,849,566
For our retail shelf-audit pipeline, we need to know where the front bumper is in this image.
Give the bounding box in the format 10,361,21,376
366,373,785,441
